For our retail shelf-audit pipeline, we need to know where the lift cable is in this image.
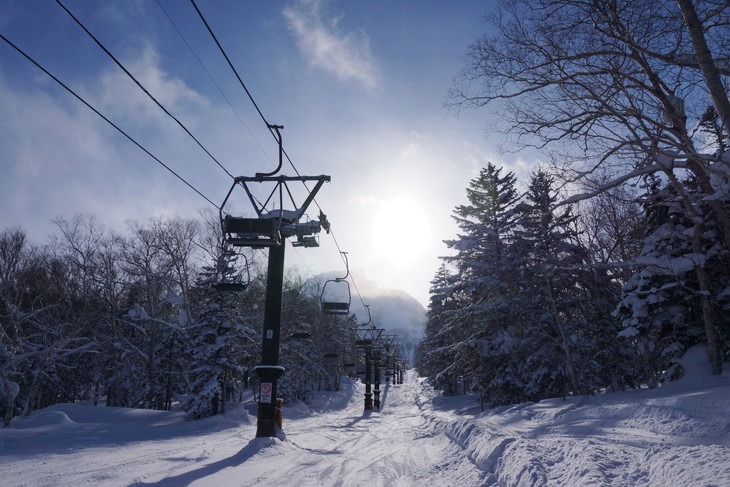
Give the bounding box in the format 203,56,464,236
153,0,277,172
56,0,235,180
0,33,220,210
190,0,273,131
189,1,370,312
330,231,368,310
189,1,310,179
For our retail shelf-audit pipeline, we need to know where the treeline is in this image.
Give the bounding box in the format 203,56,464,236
0,214,356,427
418,0,730,407
416,164,730,406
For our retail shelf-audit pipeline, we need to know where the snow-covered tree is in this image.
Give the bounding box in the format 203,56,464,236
181,249,257,420
449,0,730,374
425,164,523,399
615,175,728,385
417,263,461,393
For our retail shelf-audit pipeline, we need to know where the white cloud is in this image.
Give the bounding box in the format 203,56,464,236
95,46,209,127
0,45,221,242
282,0,380,90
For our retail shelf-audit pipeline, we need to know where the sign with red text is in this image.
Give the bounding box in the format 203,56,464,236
260,382,272,403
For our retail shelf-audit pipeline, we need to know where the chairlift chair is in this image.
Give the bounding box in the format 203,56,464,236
222,215,280,249
355,339,372,349
291,216,321,248
212,247,250,293
213,281,247,292
321,251,351,315
321,278,351,315
290,331,312,340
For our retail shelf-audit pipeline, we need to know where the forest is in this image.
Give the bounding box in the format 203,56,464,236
0,212,361,427
416,0,730,406
3,0,730,429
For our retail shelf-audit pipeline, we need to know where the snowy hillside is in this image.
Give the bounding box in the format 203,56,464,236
1,348,728,487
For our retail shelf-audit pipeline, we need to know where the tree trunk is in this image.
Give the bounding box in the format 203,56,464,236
221,368,227,414
1,377,17,428
545,275,582,396
3,396,12,428
693,221,723,375
677,0,730,143
164,336,175,411
22,368,42,417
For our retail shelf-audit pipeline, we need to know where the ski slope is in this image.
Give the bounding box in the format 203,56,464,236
1,348,728,486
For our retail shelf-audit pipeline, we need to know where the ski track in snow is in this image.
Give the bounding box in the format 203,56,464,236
1,368,728,487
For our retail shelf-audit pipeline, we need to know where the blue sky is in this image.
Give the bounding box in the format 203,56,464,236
0,0,534,306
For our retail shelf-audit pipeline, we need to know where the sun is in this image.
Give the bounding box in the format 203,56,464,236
370,196,432,265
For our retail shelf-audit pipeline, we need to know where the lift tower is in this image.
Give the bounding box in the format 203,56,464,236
220,125,330,438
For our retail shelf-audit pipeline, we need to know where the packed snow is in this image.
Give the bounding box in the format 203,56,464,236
1,346,728,487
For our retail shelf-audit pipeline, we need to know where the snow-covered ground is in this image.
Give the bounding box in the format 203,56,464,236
1,347,728,487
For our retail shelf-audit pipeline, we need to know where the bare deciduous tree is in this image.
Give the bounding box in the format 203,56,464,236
448,0,729,374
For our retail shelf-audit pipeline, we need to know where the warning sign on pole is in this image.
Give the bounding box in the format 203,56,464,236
260,382,273,403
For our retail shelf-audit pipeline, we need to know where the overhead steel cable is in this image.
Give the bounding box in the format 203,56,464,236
190,0,310,182
330,231,368,310
190,0,326,188
189,1,370,313
55,0,235,180
154,0,277,171
0,33,220,210
189,0,312,180
190,0,273,131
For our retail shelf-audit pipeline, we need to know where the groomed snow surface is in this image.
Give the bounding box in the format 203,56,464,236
1,347,728,487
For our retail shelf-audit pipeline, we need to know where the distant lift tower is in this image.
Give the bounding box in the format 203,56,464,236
220,124,330,438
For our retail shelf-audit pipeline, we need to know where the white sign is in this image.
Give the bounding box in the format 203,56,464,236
260,382,273,403
266,330,273,339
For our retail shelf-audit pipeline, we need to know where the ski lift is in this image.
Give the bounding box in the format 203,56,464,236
362,304,372,326
355,339,372,349
355,316,383,350
213,247,250,292
288,321,313,340
353,305,374,347
222,215,280,249
292,235,318,247
218,125,330,250
321,252,351,315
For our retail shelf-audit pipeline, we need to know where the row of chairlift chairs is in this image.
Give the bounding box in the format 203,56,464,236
207,129,399,384
212,239,352,317
212,160,352,316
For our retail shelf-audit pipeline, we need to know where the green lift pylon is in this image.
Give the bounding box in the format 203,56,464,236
220,124,330,438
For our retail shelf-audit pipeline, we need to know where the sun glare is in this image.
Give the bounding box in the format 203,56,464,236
371,196,432,265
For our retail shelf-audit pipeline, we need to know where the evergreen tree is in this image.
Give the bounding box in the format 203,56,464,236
181,250,256,420
615,175,728,385
438,163,522,398
418,263,463,394
512,170,587,397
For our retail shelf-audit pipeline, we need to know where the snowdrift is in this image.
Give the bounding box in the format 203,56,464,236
1,351,728,486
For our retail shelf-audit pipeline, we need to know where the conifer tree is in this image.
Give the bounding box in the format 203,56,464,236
438,163,522,397
615,175,728,384
181,249,256,419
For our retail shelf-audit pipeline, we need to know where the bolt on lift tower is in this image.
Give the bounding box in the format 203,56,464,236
220,125,330,438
